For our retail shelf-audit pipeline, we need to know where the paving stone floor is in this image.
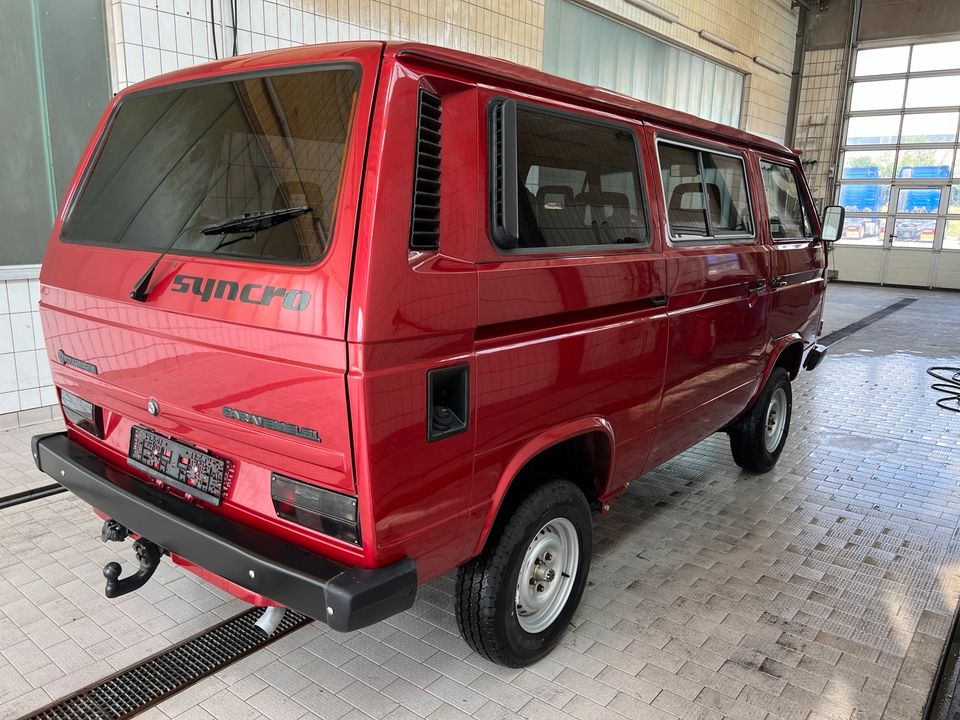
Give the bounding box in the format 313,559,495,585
1,282,959,720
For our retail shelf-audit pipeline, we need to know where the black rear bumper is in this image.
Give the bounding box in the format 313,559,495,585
31,432,416,631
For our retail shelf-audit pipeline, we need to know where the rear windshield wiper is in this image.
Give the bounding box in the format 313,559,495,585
200,206,311,236
128,206,312,303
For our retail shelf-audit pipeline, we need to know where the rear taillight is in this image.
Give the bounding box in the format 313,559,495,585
270,473,360,545
60,388,104,437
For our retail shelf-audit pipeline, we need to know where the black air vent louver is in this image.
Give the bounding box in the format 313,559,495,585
409,89,442,250
492,101,505,231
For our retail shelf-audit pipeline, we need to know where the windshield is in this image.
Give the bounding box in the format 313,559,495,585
62,65,361,263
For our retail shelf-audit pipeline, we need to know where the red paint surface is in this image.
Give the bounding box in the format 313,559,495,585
38,42,825,599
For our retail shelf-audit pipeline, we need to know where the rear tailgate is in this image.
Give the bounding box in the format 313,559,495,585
38,44,383,558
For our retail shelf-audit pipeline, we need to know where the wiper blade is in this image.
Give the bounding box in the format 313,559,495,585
200,206,311,236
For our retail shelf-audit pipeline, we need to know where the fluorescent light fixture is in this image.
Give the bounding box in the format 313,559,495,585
699,30,739,53
753,55,785,73
624,0,679,24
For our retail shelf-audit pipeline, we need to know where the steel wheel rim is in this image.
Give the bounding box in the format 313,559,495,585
515,517,579,634
764,387,787,453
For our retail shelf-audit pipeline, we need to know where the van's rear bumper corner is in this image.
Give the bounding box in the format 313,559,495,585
804,343,827,372
31,432,417,632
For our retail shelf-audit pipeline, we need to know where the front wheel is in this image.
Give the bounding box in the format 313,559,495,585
454,479,592,667
728,367,792,472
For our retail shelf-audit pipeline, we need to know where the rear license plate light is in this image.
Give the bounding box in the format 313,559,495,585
271,473,360,545
128,427,228,505
60,388,103,437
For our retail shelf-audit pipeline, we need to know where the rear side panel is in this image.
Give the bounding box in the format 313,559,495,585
39,43,385,568
347,55,481,579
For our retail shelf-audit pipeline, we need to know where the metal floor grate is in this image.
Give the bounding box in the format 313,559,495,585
20,608,312,720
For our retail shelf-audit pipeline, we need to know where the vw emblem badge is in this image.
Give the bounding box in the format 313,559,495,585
147,398,160,416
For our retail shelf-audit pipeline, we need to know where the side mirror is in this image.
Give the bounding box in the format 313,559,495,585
820,205,845,243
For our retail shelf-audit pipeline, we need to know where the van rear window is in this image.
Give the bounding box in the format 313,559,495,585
62,66,361,264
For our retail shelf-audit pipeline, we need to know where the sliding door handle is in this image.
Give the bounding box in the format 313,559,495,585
771,276,788,289
647,295,668,307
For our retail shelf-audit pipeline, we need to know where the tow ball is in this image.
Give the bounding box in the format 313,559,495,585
100,520,163,598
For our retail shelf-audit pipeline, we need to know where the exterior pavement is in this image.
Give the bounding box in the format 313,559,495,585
1,282,959,720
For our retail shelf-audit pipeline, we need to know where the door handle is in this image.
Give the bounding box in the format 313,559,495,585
771,276,788,289
748,280,766,293
647,295,668,307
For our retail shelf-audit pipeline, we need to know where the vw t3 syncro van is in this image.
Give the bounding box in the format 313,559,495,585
32,42,844,666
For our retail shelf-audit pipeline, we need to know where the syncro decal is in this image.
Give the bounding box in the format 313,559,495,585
170,274,311,311
57,350,98,375
222,407,321,442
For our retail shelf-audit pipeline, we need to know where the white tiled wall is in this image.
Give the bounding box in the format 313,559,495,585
107,0,545,91
0,268,59,427
107,0,796,139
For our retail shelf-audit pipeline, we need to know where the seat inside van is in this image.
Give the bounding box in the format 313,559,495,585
668,182,722,237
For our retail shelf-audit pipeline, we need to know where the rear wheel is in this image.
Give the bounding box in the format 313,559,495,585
728,367,792,472
454,479,591,667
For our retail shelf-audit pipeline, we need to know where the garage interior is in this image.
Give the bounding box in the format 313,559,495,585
2,1,960,720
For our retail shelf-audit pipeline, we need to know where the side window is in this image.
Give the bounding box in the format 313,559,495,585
760,160,814,239
659,145,707,236
703,153,753,234
658,141,754,241
494,104,649,250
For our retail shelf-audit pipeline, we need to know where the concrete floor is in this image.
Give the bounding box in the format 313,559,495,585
1,282,959,720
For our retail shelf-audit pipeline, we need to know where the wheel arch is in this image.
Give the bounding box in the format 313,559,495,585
472,417,615,556
744,334,803,413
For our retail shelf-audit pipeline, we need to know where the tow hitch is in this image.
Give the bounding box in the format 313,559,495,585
100,520,163,598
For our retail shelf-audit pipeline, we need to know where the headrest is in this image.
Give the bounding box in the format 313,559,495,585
535,185,575,209
669,183,721,210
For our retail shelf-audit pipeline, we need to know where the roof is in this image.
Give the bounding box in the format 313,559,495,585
119,40,793,158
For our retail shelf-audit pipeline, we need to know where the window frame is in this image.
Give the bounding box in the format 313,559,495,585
758,157,817,242
59,61,363,268
486,97,652,256
655,136,757,246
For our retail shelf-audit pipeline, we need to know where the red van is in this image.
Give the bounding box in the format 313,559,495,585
32,42,844,666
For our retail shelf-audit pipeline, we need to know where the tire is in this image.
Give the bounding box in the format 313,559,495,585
728,367,792,473
455,479,592,667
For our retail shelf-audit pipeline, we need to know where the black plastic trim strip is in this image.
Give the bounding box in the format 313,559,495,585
819,297,917,347
0,483,67,510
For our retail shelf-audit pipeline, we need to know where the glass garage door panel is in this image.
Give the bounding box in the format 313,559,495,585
891,217,936,248
895,187,944,214
905,75,960,108
944,219,960,250
899,113,959,144
841,216,886,245
845,115,901,145
911,41,960,72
